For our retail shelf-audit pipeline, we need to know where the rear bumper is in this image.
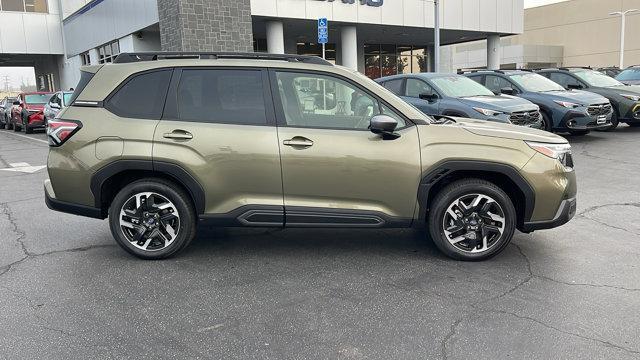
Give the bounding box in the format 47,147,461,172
44,179,104,219
521,197,576,232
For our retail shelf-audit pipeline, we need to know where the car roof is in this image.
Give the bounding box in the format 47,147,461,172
463,70,530,76
377,72,464,82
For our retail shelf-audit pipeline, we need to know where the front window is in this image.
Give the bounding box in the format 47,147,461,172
0,0,47,12
25,93,53,104
616,68,640,81
431,76,494,97
573,70,624,87
509,73,565,92
275,71,405,130
62,93,73,106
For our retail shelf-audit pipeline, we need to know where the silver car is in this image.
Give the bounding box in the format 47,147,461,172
43,91,73,125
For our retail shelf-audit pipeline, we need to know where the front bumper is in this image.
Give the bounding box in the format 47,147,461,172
560,109,611,130
521,197,576,232
620,103,640,123
45,179,104,219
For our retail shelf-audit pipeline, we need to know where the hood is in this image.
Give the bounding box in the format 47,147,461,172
541,89,607,105
605,84,640,93
457,95,537,113
446,117,567,143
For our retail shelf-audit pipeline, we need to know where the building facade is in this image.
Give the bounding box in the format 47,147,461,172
443,0,640,72
0,0,525,91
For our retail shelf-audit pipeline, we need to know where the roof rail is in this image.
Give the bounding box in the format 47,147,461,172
457,69,505,74
113,52,333,66
559,66,592,71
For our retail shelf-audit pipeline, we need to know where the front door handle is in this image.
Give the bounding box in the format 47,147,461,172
283,136,313,148
163,130,193,140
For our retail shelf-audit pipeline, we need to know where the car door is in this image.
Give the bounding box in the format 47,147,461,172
152,67,284,224
44,93,57,122
270,70,422,226
403,78,440,116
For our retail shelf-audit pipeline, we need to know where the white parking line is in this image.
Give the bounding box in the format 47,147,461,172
0,131,49,145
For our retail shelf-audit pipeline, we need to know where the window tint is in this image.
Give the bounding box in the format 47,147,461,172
176,69,266,125
382,79,403,95
484,75,513,94
406,79,434,98
549,73,582,89
107,70,172,119
276,71,405,130
69,71,95,104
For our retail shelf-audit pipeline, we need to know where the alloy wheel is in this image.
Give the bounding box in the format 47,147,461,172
119,192,180,252
442,193,506,253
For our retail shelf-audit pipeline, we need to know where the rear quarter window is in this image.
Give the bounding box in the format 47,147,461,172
106,70,172,119
69,71,95,105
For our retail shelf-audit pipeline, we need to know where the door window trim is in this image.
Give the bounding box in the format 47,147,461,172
268,68,414,131
161,66,276,127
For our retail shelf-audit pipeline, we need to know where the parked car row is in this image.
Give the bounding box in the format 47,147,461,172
377,67,640,135
0,91,72,133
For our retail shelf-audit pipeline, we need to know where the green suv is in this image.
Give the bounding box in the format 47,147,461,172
45,52,577,261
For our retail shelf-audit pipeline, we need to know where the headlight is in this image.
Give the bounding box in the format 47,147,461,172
620,93,640,102
473,107,503,116
553,100,581,108
526,141,573,169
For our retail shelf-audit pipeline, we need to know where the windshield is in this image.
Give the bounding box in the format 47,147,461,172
63,92,73,105
573,70,624,87
616,68,640,81
430,76,494,97
25,93,54,104
509,73,565,92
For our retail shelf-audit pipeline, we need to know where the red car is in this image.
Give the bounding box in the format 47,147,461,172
10,92,55,134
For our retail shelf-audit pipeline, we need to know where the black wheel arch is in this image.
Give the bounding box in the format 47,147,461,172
90,160,206,217
417,160,535,230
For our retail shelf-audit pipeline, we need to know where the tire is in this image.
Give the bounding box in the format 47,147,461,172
24,122,32,134
428,179,517,261
0,122,4,130
541,111,553,132
13,121,20,132
604,111,619,131
108,178,197,260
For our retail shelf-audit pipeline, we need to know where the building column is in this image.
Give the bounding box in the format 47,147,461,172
487,34,501,70
266,21,285,54
341,25,358,71
157,0,254,52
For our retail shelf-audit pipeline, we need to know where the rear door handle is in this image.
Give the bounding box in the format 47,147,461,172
163,130,193,140
283,136,313,148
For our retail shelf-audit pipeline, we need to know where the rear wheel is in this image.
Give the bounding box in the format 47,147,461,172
428,179,516,261
108,179,197,260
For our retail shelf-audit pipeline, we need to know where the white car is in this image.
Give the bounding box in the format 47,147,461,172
43,91,73,125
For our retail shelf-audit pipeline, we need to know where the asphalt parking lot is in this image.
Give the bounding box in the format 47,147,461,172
0,127,639,359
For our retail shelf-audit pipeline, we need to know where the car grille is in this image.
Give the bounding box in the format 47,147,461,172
509,110,540,125
587,103,612,116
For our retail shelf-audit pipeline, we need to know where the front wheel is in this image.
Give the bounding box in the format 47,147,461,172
108,179,197,260
541,111,553,132
604,111,619,131
428,179,516,261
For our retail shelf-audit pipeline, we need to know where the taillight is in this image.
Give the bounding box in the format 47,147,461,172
47,119,82,147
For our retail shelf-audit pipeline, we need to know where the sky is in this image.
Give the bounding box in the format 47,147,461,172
524,0,569,8
0,0,571,89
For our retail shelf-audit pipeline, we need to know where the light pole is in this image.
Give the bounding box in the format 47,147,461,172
433,0,440,72
610,9,638,69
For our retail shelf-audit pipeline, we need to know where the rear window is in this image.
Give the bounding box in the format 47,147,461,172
26,93,54,104
63,93,73,105
69,71,95,105
106,70,172,119
176,69,267,125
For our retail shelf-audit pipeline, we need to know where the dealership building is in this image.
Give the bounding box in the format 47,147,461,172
0,0,524,91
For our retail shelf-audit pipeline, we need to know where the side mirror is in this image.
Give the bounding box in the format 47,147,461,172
13,101,20,106
370,114,400,139
567,84,583,90
500,87,515,95
419,93,438,102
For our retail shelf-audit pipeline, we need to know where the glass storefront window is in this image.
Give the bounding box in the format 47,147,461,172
1,0,47,12
364,45,429,79
297,42,336,63
1,0,25,11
